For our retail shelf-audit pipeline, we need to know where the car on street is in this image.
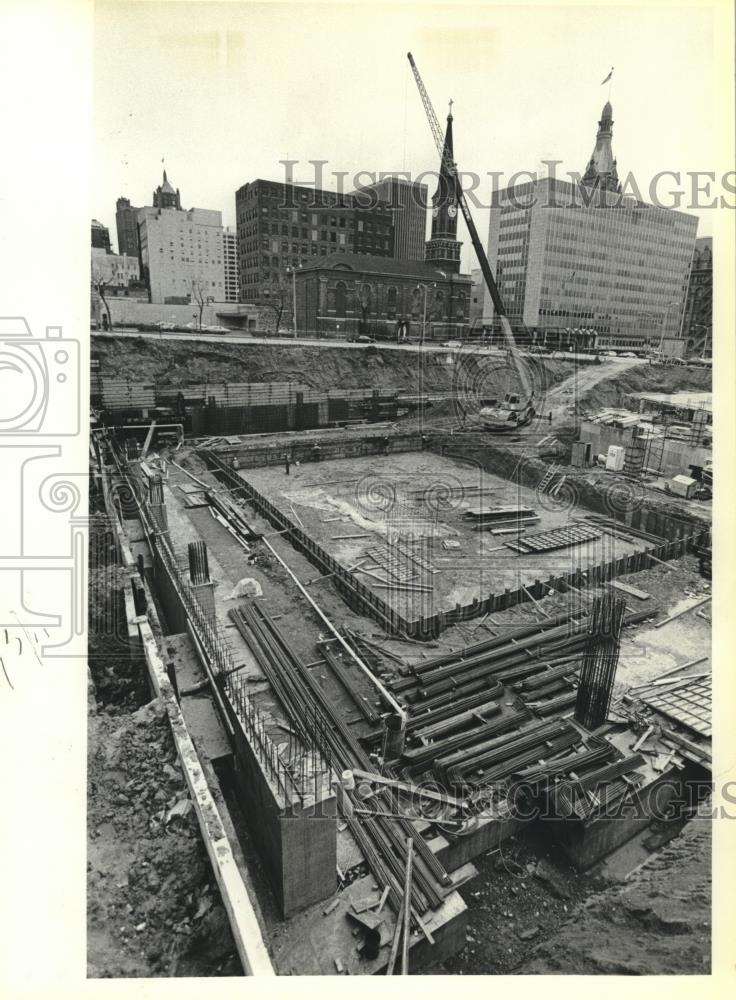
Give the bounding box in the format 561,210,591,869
442,340,463,349
348,334,376,343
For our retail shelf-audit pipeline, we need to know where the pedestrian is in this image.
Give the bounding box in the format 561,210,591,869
382,434,390,456
548,411,553,425
284,453,290,476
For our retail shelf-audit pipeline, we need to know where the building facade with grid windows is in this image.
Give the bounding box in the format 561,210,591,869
482,104,699,350
235,179,395,304
483,176,698,349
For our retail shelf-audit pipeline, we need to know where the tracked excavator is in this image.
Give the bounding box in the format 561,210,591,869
407,52,536,431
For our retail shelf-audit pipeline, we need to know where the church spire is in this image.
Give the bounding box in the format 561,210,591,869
425,109,462,272
582,101,621,193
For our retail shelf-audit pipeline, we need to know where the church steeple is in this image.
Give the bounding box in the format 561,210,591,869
425,106,462,272
582,101,621,194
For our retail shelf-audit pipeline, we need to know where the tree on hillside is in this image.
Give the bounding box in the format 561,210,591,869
91,261,113,331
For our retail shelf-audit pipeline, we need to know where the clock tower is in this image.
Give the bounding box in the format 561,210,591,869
425,105,462,273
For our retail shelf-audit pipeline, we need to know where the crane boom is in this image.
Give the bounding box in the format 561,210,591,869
406,52,533,404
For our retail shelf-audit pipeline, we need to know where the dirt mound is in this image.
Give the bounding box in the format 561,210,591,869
518,814,711,975
88,699,240,977
578,364,711,414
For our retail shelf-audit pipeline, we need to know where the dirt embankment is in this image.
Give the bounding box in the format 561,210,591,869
577,364,711,414
518,813,711,975
91,335,572,398
88,505,239,978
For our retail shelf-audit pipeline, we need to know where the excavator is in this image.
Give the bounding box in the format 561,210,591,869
407,53,536,431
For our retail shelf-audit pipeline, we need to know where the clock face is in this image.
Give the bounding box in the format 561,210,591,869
448,204,457,218
432,206,439,218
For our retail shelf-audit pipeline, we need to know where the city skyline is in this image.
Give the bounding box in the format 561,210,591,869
93,1,718,270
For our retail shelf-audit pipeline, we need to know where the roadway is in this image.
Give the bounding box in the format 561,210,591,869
92,327,638,364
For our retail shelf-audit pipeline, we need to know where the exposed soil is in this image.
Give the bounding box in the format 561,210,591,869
576,363,711,414
518,809,711,974
437,806,710,976
91,334,573,398
87,505,240,978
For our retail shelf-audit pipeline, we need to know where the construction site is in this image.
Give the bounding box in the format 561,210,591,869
88,326,713,976
87,55,713,980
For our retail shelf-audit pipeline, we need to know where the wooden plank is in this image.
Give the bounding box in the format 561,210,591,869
607,580,651,601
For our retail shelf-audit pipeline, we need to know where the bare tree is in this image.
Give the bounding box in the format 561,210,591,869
91,261,113,331
260,273,291,334
188,276,208,330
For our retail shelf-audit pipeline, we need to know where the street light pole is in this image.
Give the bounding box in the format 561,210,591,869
288,266,298,338
417,282,435,345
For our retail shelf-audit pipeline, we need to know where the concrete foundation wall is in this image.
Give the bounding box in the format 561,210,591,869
145,502,338,918
579,421,711,478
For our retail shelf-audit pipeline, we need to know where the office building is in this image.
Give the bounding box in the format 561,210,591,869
91,219,112,253
482,102,698,349
223,227,240,303
351,175,428,260
682,237,712,358
235,180,394,303
137,171,225,304
115,197,142,259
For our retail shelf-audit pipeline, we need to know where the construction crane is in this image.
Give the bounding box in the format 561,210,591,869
407,52,536,430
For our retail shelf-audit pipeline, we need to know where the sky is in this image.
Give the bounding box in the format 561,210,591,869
93,0,720,268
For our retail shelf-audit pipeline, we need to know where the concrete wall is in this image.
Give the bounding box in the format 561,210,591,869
103,298,261,330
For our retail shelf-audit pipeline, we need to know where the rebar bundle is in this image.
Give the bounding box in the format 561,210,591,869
574,594,626,730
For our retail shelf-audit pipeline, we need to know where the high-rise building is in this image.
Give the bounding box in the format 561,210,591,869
682,237,712,357
351,176,427,260
223,227,240,303
152,170,182,210
235,180,394,303
425,109,462,273
115,197,141,258
91,219,112,253
137,171,225,305
482,102,698,349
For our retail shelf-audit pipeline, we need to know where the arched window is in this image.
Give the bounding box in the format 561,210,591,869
456,290,466,319
335,281,347,316
387,286,398,317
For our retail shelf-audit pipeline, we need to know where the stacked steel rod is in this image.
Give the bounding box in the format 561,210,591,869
228,601,455,925
370,606,657,795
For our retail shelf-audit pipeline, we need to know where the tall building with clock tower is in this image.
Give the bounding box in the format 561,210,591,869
425,105,462,273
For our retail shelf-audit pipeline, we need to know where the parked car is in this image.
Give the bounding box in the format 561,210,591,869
348,334,376,344
442,340,463,349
